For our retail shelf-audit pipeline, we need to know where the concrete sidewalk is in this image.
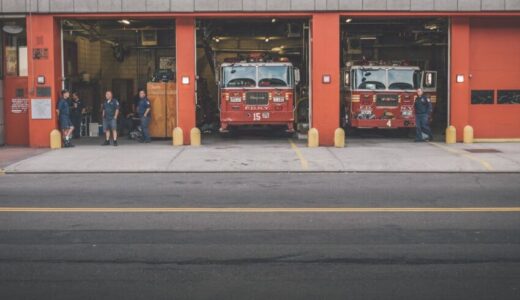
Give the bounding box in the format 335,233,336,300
3,137,520,173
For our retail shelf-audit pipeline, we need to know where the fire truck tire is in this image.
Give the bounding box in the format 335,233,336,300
220,127,239,138
393,128,412,138
344,125,356,137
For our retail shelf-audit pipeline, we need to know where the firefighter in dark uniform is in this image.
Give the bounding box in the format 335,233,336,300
414,88,433,142
137,89,152,143
102,90,120,146
56,89,75,148
70,92,85,139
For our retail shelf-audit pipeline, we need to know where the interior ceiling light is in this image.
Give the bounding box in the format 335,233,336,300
272,18,277,23
360,36,377,40
265,37,270,42
2,24,24,34
118,19,131,25
345,18,352,23
424,23,438,31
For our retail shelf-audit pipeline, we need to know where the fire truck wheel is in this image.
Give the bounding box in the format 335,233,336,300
220,127,239,138
391,128,412,138
344,125,356,137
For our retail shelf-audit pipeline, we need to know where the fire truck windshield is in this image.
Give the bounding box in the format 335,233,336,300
388,69,421,90
258,66,291,87
355,69,386,90
353,68,421,91
223,66,256,88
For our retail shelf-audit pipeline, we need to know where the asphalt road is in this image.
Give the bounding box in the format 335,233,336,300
0,173,519,299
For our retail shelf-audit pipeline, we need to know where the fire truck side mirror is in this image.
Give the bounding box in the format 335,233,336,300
294,68,301,85
422,71,437,90
344,71,350,87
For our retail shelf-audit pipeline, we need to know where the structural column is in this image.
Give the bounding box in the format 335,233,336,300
175,17,196,145
311,13,340,146
450,17,471,142
26,15,62,147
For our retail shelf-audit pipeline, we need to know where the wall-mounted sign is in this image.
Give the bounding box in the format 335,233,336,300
11,98,29,114
31,98,52,120
36,86,52,97
5,47,18,76
159,57,175,71
32,48,49,60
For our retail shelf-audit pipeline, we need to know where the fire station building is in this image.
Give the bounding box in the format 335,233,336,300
0,0,519,147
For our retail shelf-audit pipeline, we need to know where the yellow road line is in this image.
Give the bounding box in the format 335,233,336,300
429,142,494,171
0,207,519,213
289,139,309,170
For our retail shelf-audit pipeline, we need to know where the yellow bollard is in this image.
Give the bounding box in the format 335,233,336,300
173,127,184,146
190,127,201,146
334,128,345,148
308,128,319,148
50,129,62,149
445,125,456,144
463,125,474,144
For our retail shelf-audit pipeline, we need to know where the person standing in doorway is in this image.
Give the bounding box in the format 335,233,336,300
414,88,433,142
137,89,152,143
102,91,120,146
56,89,75,148
70,92,85,139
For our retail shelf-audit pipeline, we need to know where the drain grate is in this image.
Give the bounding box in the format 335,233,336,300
465,149,502,154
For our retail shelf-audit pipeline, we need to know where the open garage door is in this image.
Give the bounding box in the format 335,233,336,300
195,18,310,139
61,18,176,141
340,17,449,139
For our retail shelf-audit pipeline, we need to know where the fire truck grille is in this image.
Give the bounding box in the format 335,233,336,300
246,92,269,105
376,94,399,107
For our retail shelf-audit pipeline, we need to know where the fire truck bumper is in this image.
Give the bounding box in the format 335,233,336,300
351,118,415,129
220,111,295,132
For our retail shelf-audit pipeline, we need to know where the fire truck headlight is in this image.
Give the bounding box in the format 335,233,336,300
273,96,285,103
230,96,242,103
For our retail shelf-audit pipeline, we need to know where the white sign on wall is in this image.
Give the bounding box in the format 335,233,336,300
31,98,52,120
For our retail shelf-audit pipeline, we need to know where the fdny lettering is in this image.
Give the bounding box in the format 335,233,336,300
245,105,270,111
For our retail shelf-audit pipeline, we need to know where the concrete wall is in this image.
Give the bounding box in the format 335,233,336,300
0,0,519,13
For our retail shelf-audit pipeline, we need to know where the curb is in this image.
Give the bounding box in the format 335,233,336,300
3,170,520,175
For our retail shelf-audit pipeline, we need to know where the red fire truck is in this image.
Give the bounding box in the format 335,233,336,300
341,62,437,130
218,58,300,133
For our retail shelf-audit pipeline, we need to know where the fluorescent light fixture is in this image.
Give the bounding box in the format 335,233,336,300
119,19,131,25
360,36,377,40
345,18,352,23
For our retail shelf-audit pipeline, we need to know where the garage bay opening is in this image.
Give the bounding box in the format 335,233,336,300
340,17,449,139
61,18,176,143
196,18,310,139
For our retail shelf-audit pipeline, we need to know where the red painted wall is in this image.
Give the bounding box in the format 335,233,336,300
3,77,29,145
311,13,340,146
26,15,62,147
450,17,471,141
468,18,520,138
175,17,196,144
